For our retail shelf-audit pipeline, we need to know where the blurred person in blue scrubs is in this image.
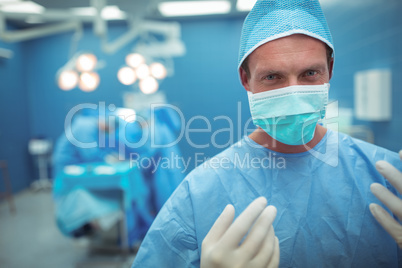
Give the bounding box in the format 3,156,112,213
122,107,185,213
53,107,185,240
53,113,122,176
52,112,129,238
132,0,402,267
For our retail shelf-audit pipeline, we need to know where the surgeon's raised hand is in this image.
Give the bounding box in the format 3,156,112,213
370,150,402,249
200,197,279,268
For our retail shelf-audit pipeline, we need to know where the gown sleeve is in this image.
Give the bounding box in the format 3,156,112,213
132,178,201,268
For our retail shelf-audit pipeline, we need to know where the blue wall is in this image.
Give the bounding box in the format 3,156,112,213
1,0,401,193
162,18,249,169
324,0,402,151
0,36,32,193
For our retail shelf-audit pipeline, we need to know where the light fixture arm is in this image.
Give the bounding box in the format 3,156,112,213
101,24,141,54
0,11,82,43
91,0,107,37
100,18,184,55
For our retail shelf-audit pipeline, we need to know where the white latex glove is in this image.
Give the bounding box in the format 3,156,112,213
201,197,279,268
370,150,402,249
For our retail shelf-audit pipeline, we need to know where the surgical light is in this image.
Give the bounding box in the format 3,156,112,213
139,77,158,95
150,62,167,80
136,64,150,80
58,70,79,91
126,53,145,68
70,5,126,20
117,66,137,85
0,0,20,3
57,51,101,92
236,0,257,11
101,6,126,20
158,1,231,17
69,7,96,16
79,72,100,92
0,1,45,14
76,53,97,72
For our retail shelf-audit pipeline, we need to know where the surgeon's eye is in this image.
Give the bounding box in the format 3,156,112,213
265,74,277,80
305,70,318,77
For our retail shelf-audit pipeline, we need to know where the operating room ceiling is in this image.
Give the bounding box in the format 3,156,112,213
0,0,373,46
0,0,249,28
0,0,376,28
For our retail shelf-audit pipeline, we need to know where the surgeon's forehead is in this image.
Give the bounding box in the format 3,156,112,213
248,34,328,66
255,34,326,53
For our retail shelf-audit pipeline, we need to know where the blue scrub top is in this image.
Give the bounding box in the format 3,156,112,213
132,129,402,267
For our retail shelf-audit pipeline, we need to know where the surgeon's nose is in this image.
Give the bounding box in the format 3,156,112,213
288,77,299,87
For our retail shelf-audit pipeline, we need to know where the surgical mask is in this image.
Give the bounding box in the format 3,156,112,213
247,83,329,145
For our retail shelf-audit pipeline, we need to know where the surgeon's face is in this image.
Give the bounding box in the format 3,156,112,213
240,34,333,94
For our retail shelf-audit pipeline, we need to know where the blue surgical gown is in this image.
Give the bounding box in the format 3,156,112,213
132,129,402,267
53,115,122,177
53,112,185,240
123,107,185,211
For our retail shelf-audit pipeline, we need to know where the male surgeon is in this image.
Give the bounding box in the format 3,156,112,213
132,0,402,267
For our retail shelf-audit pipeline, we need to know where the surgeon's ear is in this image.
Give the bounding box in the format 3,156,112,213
240,67,251,92
328,57,334,80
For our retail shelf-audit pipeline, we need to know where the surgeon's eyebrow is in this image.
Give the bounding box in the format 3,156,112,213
255,69,285,79
254,63,327,79
301,64,327,73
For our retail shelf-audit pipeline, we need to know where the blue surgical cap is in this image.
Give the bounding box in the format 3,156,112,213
238,0,334,70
